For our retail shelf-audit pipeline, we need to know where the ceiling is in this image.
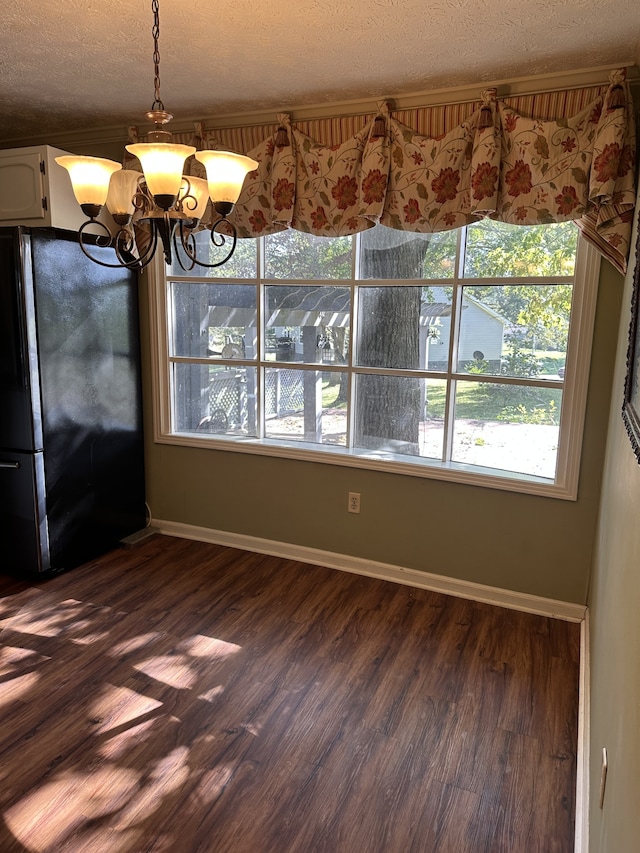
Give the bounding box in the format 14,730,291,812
1,0,639,145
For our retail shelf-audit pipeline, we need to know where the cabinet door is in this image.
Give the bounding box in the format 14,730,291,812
0,229,41,452
0,151,46,223
0,449,50,575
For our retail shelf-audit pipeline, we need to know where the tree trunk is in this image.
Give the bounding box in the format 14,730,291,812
355,238,426,455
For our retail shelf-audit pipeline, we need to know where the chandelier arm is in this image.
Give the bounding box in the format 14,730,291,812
77,220,143,270
173,217,239,270
205,218,238,268
122,223,161,270
206,218,238,268
180,188,198,216
173,222,196,272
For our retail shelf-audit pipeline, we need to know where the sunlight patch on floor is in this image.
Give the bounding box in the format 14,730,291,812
179,634,242,660
112,746,191,830
132,654,199,689
89,684,163,734
4,765,141,851
109,632,164,656
1,597,113,642
96,716,162,760
198,684,225,702
0,670,39,708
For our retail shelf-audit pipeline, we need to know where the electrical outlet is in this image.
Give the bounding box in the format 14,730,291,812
348,492,361,513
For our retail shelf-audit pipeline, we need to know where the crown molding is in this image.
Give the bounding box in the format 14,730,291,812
187,60,640,130
3,61,637,152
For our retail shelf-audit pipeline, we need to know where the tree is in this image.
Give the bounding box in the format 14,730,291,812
466,282,573,352
356,233,429,455
264,230,352,279
463,220,576,352
464,219,578,278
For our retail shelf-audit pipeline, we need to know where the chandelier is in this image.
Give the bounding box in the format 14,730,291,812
55,0,258,271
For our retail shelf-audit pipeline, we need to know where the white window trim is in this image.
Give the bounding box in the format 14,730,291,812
147,233,601,501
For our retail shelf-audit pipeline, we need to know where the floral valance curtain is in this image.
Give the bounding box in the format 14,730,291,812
178,70,636,274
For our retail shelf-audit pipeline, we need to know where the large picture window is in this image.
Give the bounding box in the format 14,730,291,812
151,220,600,498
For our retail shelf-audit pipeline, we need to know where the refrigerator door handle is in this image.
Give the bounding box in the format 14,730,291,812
0,461,21,469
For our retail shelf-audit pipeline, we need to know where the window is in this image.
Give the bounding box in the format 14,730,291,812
150,220,600,498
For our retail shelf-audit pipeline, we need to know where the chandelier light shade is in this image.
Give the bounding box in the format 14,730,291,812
195,150,260,209
181,176,211,222
105,170,144,220
55,0,258,271
55,156,122,213
125,142,195,204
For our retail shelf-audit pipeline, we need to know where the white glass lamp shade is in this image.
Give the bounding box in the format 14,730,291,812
194,150,259,205
181,176,210,221
125,143,196,200
106,169,143,217
55,155,122,208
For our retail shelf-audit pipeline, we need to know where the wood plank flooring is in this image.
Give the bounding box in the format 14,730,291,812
0,535,580,852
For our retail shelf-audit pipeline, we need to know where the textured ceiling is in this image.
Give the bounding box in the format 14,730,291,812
1,0,639,143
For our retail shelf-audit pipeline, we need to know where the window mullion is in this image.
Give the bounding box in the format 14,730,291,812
353,231,361,280
257,237,265,438
256,284,264,440
347,237,359,448
442,228,466,462
346,342,356,449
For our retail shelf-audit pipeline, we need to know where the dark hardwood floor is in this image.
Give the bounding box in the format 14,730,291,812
0,535,580,852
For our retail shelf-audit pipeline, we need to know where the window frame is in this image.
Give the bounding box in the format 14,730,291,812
148,227,601,500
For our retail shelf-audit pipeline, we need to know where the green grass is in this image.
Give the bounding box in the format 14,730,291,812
426,381,561,422
324,375,561,423
322,379,344,408
537,353,566,375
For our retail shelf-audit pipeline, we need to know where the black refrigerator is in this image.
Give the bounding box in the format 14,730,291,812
0,226,146,576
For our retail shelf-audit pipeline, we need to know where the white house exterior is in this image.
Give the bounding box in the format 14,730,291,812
424,288,506,370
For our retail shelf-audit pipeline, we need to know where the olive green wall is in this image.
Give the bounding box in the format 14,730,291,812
139,258,623,604
587,186,640,850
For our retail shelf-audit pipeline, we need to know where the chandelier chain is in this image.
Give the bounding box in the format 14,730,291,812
151,0,164,111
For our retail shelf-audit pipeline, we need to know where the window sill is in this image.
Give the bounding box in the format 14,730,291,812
154,430,576,501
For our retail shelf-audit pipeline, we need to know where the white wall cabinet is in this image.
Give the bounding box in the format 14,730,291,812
0,145,88,231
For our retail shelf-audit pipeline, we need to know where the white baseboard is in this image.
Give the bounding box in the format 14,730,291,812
575,612,590,852
152,518,587,622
